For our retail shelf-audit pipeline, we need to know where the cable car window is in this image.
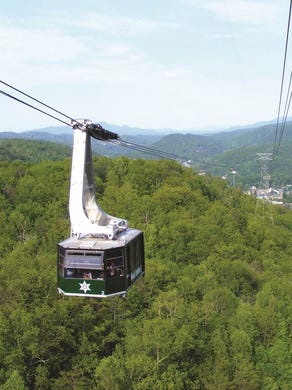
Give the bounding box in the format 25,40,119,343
105,249,124,278
64,267,105,279
128,243,135,275
58,249,65,276
136,236,143,268
105,249,123,260
128,236,143,281
62,250,105,279
64,251,103,269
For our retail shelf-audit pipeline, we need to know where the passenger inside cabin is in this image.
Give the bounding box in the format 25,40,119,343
93,270,104,279
82,271,92,279
105,262,124,278
65,268,75,278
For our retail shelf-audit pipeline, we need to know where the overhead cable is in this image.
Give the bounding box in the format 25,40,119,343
0,89,70,127
116,139,187,160
0,80,85,129
0,79,76,125
0,81,192,163
274,71,292,155
272,0,292,157
0,80,230,171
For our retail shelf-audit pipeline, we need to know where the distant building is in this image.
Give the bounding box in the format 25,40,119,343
251,187,284,205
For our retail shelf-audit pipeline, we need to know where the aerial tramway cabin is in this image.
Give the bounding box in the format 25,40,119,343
57,120,145,298
57,230,144,298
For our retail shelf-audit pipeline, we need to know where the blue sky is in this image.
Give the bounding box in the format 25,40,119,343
0,0,291,132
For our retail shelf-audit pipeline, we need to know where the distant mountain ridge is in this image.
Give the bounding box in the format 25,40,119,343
1,118,286,136
1,119,291,185
1,119,291,158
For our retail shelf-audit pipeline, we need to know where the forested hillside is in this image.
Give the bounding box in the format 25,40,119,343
0,139,71,163
151,125,292,186
204,139,292,188
0,154,291,389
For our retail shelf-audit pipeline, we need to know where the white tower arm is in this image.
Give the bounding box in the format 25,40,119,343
69,120,127,240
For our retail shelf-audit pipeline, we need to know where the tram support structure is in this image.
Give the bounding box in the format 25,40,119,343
256,153,274,225
69,119,127,240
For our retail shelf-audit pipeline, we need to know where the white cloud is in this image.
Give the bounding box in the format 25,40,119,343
54,11,180,35
0,11,174,87
0,2,286,131
101,45,131,56
0,16,180,88
0,26,88,65
205,33,235,39
186,0,284,27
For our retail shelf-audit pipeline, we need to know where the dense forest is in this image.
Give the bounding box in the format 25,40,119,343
0,145,291,389
0,139,71,163
203,140,292,189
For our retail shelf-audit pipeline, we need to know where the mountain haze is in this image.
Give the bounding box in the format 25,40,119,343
1,119,291,185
